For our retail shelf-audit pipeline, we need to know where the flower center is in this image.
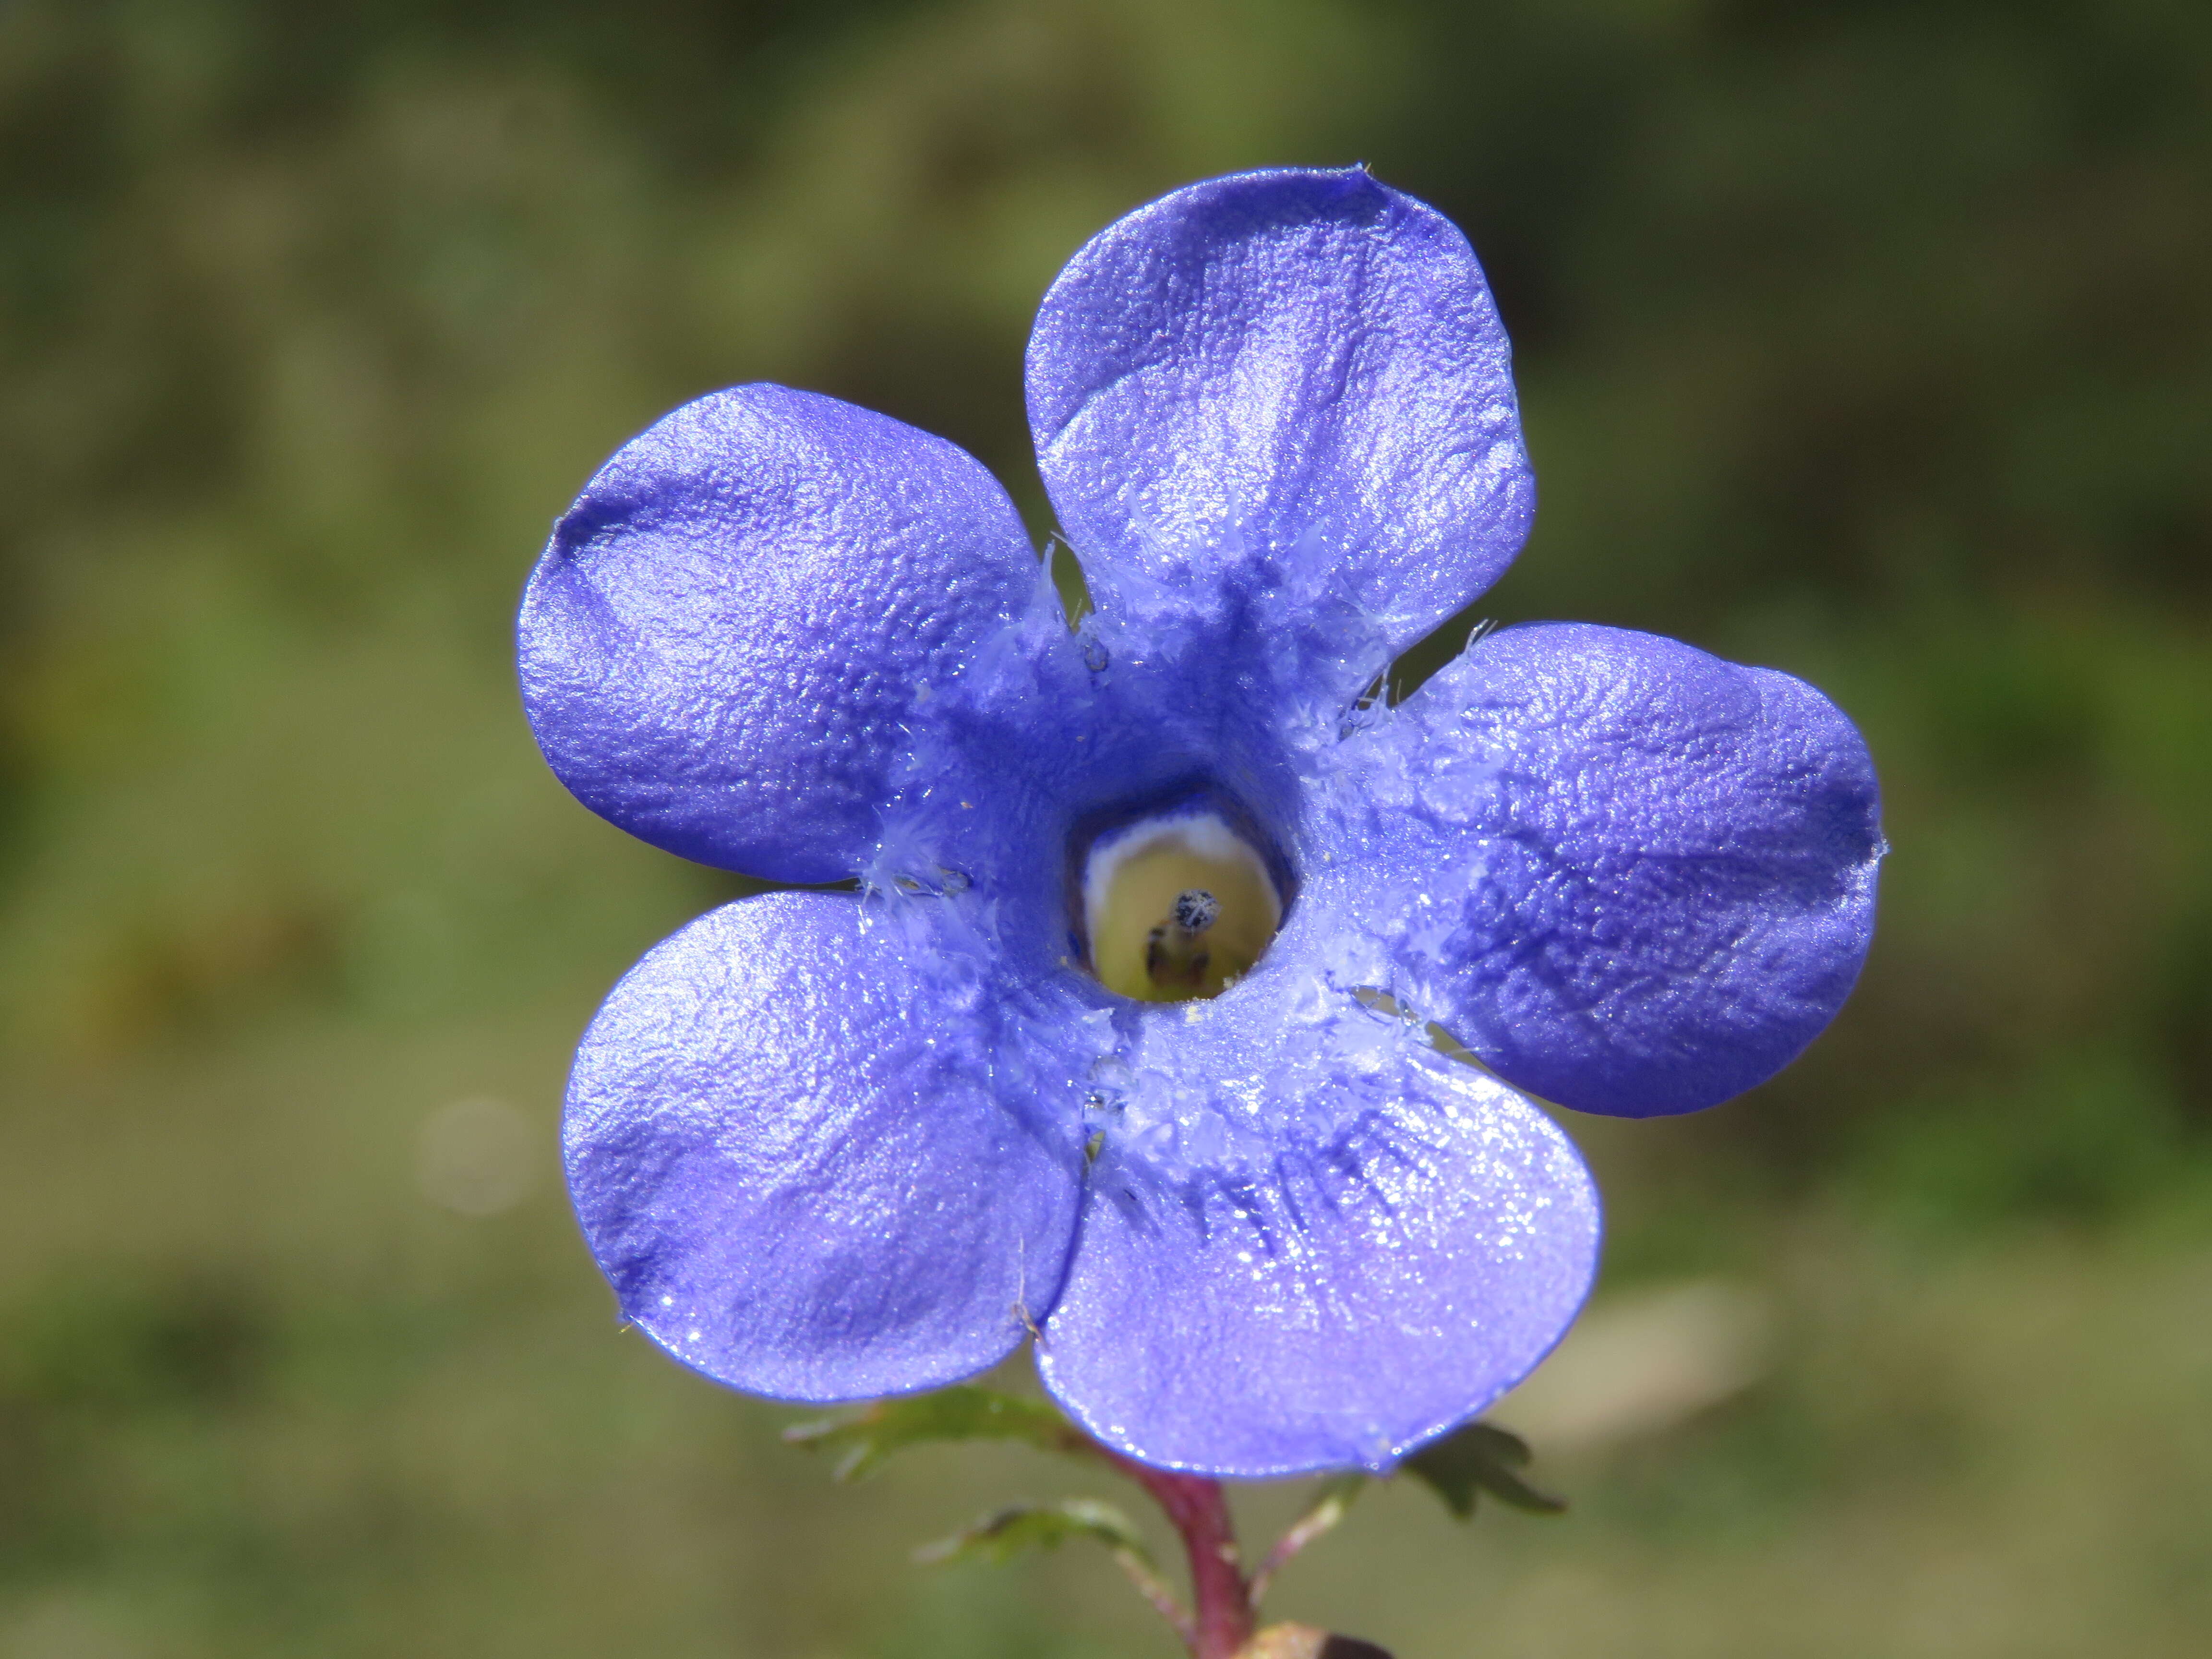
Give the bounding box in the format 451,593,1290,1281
1080,811,1283,1002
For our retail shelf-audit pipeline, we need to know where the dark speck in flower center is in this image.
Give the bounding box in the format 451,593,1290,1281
1080,809,1283,1003
1171,889,1220,932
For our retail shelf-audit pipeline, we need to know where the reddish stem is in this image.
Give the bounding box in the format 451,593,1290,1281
1097,1448,1254,1659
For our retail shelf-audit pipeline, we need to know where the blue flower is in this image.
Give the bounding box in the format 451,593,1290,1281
519,168,1881,1477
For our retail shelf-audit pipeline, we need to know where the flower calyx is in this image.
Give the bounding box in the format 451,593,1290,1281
1235,1624,1394,1659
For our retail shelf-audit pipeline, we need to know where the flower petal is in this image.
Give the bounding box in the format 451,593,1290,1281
1026,167,1531,667
565,891,1085,1401
1037,953,1599,1477
1346,623,1883,1118
520,385,1040,883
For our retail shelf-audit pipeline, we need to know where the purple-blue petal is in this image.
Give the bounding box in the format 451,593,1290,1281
518,384,1040,884
1037,927,1599,1477
1342,623,1883,1118
1026,168,1533,677
564,891,1085,1402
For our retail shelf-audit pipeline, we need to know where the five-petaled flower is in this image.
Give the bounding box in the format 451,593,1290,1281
519,167,1882,1478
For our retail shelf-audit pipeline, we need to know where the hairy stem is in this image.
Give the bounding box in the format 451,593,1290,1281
1094,1448,1255,1659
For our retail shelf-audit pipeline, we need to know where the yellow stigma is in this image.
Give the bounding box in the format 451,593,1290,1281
1082,812,1283,1002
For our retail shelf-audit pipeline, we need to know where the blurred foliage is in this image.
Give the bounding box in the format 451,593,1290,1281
1400,1424,1563,1520
0,0,2208,1654
786,1386,1090,1482
913,1497,1153,1571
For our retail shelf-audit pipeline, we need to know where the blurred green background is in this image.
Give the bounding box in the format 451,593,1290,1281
2,0,2208,1654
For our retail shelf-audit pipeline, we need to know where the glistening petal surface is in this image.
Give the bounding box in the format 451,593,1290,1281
524,167,1885,1477
1346,623,1883,1118
519,384,1039,884
564,892,1084,1402
1039,938,1600,1478
1026,167,1532,667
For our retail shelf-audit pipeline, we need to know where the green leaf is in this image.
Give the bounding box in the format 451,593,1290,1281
914,1497,1154,1568
782,1384,1088,1481
1401,1421,1565,1519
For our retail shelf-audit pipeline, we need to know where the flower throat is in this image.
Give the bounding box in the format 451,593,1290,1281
1080,811,1283,1003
